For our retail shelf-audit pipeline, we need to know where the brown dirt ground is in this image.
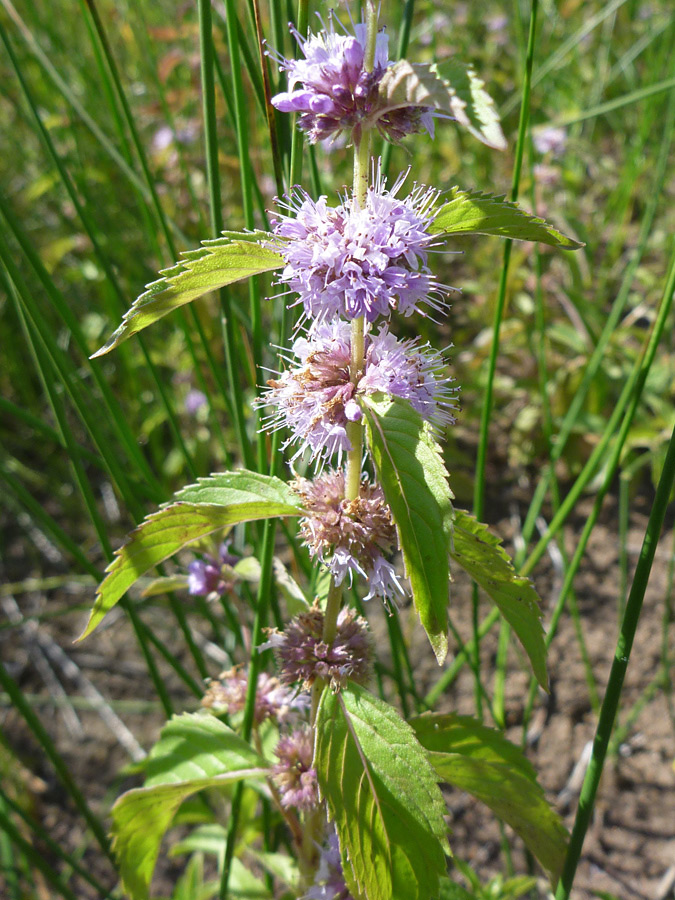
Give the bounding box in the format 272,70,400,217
1,490,674,900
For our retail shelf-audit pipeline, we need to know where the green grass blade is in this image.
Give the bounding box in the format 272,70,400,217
555,413,675,899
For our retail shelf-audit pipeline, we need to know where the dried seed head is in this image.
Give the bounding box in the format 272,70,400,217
266,604,374,691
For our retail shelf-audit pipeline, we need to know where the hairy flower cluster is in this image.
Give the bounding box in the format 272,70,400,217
259,319,457,463
269,16,433,146
270,171,450,323
293,471,402,601
271,726,318,811
202,666,307,725
266,604,373,690
187,541,238,598
304,829,354,900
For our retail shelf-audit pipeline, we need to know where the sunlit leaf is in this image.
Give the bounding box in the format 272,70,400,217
111,714,267,900
429,187,583,248
378,59,506,150
79,471,301,640
449,510,547,688
315,684,448,900
412,713,568,884
91,233,282,356
363,393,453,663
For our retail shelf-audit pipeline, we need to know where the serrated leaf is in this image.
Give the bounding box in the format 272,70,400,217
412,713,568,884
378,59,506,150
315,684,448,900
448,511,547,689
363,394,454,663
79,471,301,640
143,712,267,786
112,714,267,900
434,60,507,150
91,234,282,357
429,187,583,248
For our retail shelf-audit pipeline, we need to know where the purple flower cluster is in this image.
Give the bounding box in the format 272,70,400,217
266,603,374,691
259,319,457,463
304,829,354,900
270,171,449,324
272,727,318,811
202,666,308,725
269,16,433,146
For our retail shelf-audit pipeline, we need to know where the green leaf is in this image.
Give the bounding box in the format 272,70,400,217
437,878,475,900
412,713,568,884
363,394,454,663
79,471,301,640
429,187,583,249
140,574,190,597
91,234,282,357
315,684,448,900
449,510,547,689
377,59,506,150
112,713,267,900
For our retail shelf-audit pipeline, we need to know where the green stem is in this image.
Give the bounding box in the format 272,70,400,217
555,418,675,900
472,0,538,721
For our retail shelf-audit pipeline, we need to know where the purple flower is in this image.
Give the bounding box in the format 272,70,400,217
533,125,567,157
292,471,403,602
258,319,458,464
269,168,452,324
272,726,318,811
202,666,308,725
268,14,433,146
265,603,373,691
184,388,208,415
187,542,239,598
304,829,354,900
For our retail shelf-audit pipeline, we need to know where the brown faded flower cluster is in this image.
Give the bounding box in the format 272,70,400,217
293,471,402,601
266,604,373,691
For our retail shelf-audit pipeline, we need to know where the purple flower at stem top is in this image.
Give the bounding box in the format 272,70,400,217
269,167,452,324
268,13,434,146
259,318,458,464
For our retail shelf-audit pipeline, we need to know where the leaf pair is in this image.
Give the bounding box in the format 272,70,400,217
90,199,580,358
315,683,568,900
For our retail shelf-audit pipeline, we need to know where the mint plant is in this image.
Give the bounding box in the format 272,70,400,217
82,5,582,898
